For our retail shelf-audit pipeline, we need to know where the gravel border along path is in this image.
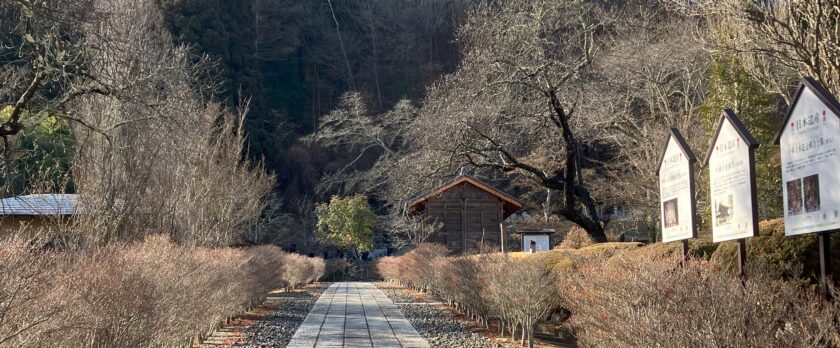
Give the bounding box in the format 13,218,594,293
234,282,330,347
374,282,501,348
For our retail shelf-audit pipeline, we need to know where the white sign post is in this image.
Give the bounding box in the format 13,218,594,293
774,77,840,289
705,109,759,276
656,128,697,258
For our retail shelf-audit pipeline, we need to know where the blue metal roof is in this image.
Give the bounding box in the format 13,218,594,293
0,194,77,216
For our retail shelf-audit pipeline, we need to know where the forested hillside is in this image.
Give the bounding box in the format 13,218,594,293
156,0,467,194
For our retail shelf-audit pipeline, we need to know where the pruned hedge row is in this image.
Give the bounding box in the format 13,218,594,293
376,244,559,346
377,242,840,347
561,252,839,347
0,235,324,347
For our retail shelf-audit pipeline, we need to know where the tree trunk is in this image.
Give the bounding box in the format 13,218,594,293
327,0,354,90
548,89,609,243
511,322,516,341
499,319,505,336
527,323,535,348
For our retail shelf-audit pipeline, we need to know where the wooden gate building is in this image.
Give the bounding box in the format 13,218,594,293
406,175,523,254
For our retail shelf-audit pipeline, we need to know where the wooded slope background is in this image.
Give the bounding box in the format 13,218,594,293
156,0,467,198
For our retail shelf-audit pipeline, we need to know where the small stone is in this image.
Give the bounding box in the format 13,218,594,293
372,282,500,348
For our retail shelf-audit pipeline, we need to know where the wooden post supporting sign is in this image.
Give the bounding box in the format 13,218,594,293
737,239,747,276
819,232,832,289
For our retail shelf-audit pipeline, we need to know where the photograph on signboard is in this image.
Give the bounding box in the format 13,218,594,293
663,198,679,228
786,178,803,215
715,194,733,226
803,174,820,213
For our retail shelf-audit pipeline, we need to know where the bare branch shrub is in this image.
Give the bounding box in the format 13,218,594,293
65,0,274,247
280,253,318,292
0,237,69,346
243,245,288,302
376,245,559,347
434,255,489,324
558,255,840,347
0,234,313,347
377,242,839,347
400,243,449,292
483,255,559,347
373,256,400,281
558,226,593,249
309,257,327,284
376,246,491,324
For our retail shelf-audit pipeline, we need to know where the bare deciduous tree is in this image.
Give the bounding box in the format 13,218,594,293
399,0,613,241
380,211,442,250
590,2,711,222
670,0,840,102
0,0,105,149
65,0,274,247
307,92,417,202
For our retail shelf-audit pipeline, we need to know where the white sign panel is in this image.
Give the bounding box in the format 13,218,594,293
780,86,840,236
708,116,756,242
522,235,550,252
659,137,694,242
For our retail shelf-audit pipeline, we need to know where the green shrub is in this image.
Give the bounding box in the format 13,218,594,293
577,242,643,258
536,242,642,273
625,239,718,260
537,249,582,272
709,218,838,280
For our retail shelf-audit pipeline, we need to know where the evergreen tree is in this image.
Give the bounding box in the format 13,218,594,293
700,55,784,224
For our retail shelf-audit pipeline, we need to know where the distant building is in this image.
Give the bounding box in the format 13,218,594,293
406,175,523,254
0,194,77,237
515,228,554,253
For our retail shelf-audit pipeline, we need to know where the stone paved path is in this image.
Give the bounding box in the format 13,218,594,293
287,282,429,348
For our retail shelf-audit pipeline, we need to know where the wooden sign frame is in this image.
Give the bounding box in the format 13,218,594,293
704,109,760,276
656,128,698,258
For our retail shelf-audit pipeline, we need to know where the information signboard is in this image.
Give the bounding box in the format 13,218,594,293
705,110,759,243
774,77,840,236
656,128,697,243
